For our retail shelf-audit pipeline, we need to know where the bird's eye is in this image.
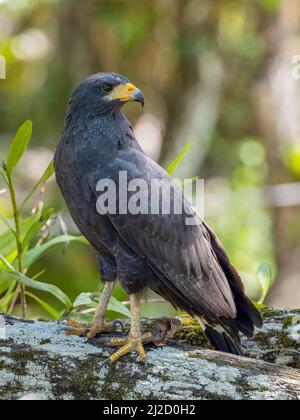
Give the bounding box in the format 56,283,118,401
102,84,114,93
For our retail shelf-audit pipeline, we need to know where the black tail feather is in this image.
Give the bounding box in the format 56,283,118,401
204,325,243,356
203,222,263,337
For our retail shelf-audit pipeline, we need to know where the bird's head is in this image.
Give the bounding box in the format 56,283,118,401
69,72,144,117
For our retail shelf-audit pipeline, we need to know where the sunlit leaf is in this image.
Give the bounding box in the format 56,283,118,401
6,120,33,176
0,271,72,309
0,254,15,271
166,143,192,175
19,160,55,209
25,291,61,320
0,251,17,271
257,263,272,304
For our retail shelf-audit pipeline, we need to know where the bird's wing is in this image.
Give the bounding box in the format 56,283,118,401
89,148,237,321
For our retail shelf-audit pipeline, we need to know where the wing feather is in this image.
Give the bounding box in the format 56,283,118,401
89,148,237,321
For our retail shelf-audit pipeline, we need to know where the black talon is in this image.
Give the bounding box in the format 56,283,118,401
58,325,71,335
100,358,110,370
82,326,91,338
112,320,124,331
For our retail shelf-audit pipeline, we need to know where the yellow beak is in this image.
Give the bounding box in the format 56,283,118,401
107,83,144,106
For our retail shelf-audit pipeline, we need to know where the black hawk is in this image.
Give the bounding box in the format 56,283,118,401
54,73,262,364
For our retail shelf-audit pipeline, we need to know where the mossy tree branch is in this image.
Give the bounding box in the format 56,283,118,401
0,308,299,400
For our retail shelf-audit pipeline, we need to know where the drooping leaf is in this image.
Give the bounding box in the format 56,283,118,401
25,291,61,320
107,295,131,318
166,143,192,175
73,292,130,318
73,292,94,308
19,160,55,209
6,121,33,176
23,235,87,269
0,271,72,309
257,263,272,304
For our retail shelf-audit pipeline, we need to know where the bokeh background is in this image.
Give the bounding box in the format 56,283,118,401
1,0,300,318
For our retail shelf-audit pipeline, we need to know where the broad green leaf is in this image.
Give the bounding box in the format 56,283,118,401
19,160,55,209
257,263,272,304
0,213,44,259
73,292,130,318
0,270,72,309
107,295,131,318
24,235,87,269
6,121,33,176
25,291,61,320
73,292,94,307
166,143,192,175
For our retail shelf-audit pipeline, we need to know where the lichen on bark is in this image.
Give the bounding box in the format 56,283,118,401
0,309,299,400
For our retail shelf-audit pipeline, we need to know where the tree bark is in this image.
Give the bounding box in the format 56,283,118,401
0,308,299,400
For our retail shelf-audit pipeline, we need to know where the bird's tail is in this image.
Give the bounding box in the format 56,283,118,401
197,317,242,356
203,325,242,356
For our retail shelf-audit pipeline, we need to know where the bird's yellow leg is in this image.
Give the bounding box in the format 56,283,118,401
64,281,120,338
105,293,150,365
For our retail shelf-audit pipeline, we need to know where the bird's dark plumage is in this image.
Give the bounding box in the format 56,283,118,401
55,72,263,356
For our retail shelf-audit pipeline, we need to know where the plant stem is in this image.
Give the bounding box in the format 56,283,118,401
7,175,26,317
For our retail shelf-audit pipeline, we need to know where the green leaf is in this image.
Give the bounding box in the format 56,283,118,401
0,213,17,237
0,280,17,312
107,295,131,318
0,209,43,260
0,270,72,309
73,292,95,307
6,120,33,176
0,277,11,295
0,254,15,271
25,291,61,320
257,263,272,304
166,143,192,175
0,166,9,187
19,160,54,209
23,235,87,269
73,292,130,318
66,311,93,324
21,208,53,251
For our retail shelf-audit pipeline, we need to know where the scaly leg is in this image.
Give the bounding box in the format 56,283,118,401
65,281,120,338
105,293,151,365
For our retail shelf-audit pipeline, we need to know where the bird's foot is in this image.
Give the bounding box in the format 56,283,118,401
104,332,152,365
64,318,123,338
